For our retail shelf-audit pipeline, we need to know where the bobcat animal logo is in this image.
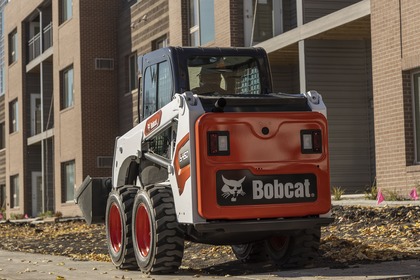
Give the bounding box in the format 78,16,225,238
221,175,246,202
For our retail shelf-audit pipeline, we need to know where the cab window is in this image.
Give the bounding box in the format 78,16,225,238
143,61,173,119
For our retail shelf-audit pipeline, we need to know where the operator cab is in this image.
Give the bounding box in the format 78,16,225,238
138,47,309,120
137,47,273,119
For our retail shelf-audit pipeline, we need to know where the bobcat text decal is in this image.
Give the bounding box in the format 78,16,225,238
252,179,313,200
216,170,317,206
144,110,162,136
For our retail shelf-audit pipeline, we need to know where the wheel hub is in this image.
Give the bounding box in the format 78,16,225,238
136,203,151,257
109,203,122,253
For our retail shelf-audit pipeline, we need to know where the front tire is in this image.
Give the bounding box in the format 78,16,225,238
132,186,184,273
105,186,138,269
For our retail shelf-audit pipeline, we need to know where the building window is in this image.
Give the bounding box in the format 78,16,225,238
189,0,215,46
61,66,74,109
10,175,19,208
413,72,420,162
0,63,5,95
0,184,5,210
62,160,75,203
0,10,4,38
0,122,4,149
9,99,18,133
60,0,73,24
152,35,168,51
30,94,41,136
129,53,138,92
244,0,284,46
8,29,18,64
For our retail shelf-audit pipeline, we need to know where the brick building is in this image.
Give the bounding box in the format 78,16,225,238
0,0,7,214
1,0,418,218
3,0,119,218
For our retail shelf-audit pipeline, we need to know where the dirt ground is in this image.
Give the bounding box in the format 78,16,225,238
0,205,419,276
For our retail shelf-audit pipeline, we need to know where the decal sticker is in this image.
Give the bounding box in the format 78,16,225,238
221,176,246,202
174,134,191,195
179,140,190,169
144,110,162,136
216,170,317,206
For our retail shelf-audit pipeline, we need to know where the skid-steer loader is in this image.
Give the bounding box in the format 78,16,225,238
75,47,333,273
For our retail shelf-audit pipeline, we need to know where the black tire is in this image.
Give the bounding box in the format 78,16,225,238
105,186,138,269
132,185,184,273
265,228,321,268
231,242,266,263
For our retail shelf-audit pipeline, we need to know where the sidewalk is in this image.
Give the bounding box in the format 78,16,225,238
0,250,419,280
332,194,420,207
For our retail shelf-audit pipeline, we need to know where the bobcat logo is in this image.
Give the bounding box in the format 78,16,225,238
221,176,246,202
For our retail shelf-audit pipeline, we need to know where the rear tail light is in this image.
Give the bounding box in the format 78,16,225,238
208,131,230,156
301,130,322,154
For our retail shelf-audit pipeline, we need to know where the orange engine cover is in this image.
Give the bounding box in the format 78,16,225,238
194,111,331,220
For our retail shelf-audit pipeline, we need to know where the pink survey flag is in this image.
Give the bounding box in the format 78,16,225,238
409,188,419,200
377,188,385,205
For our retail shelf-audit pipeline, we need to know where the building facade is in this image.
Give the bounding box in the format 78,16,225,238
4,0,119,218
371,0,420,193
0,0,7,214
1,0,418,218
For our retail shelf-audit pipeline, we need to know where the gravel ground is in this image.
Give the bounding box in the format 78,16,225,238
0,205,419,276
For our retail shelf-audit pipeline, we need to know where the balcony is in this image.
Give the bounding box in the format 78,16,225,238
28,22,53,63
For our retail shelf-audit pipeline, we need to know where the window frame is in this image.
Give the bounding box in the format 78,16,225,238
0,122,5,149
0,63,5,95
244,0,284,46
8,29,18,65
142,60,173,120
188,0,215,46
61,65,74,110
9,99,18,133
152,35,169,51
412,71,420,163
61,160,75,203
0,184,5,209
10,175,19,209
60,0,73,24
128,53,138,92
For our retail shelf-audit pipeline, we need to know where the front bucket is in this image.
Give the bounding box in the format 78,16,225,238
74,176,112,225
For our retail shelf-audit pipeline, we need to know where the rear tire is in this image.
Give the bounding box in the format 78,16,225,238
132,185,184,273
231,242,266,263
105,186,138,269
265,228,321,268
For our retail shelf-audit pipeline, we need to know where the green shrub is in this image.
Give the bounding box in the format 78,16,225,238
332,186,345,200
10,213,25,220
385,189,405,201
39,211,54,218
365,178,378,200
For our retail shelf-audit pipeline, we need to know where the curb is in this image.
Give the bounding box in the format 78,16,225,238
332,194,420,207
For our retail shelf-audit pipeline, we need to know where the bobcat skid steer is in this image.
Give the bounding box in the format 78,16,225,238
75,47,333,274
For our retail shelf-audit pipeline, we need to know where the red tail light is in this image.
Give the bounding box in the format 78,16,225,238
208,131,230,156
301,130,322,154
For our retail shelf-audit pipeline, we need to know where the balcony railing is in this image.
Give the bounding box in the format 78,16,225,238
27,22,53,63
43,22,52,50
28,33,41,62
